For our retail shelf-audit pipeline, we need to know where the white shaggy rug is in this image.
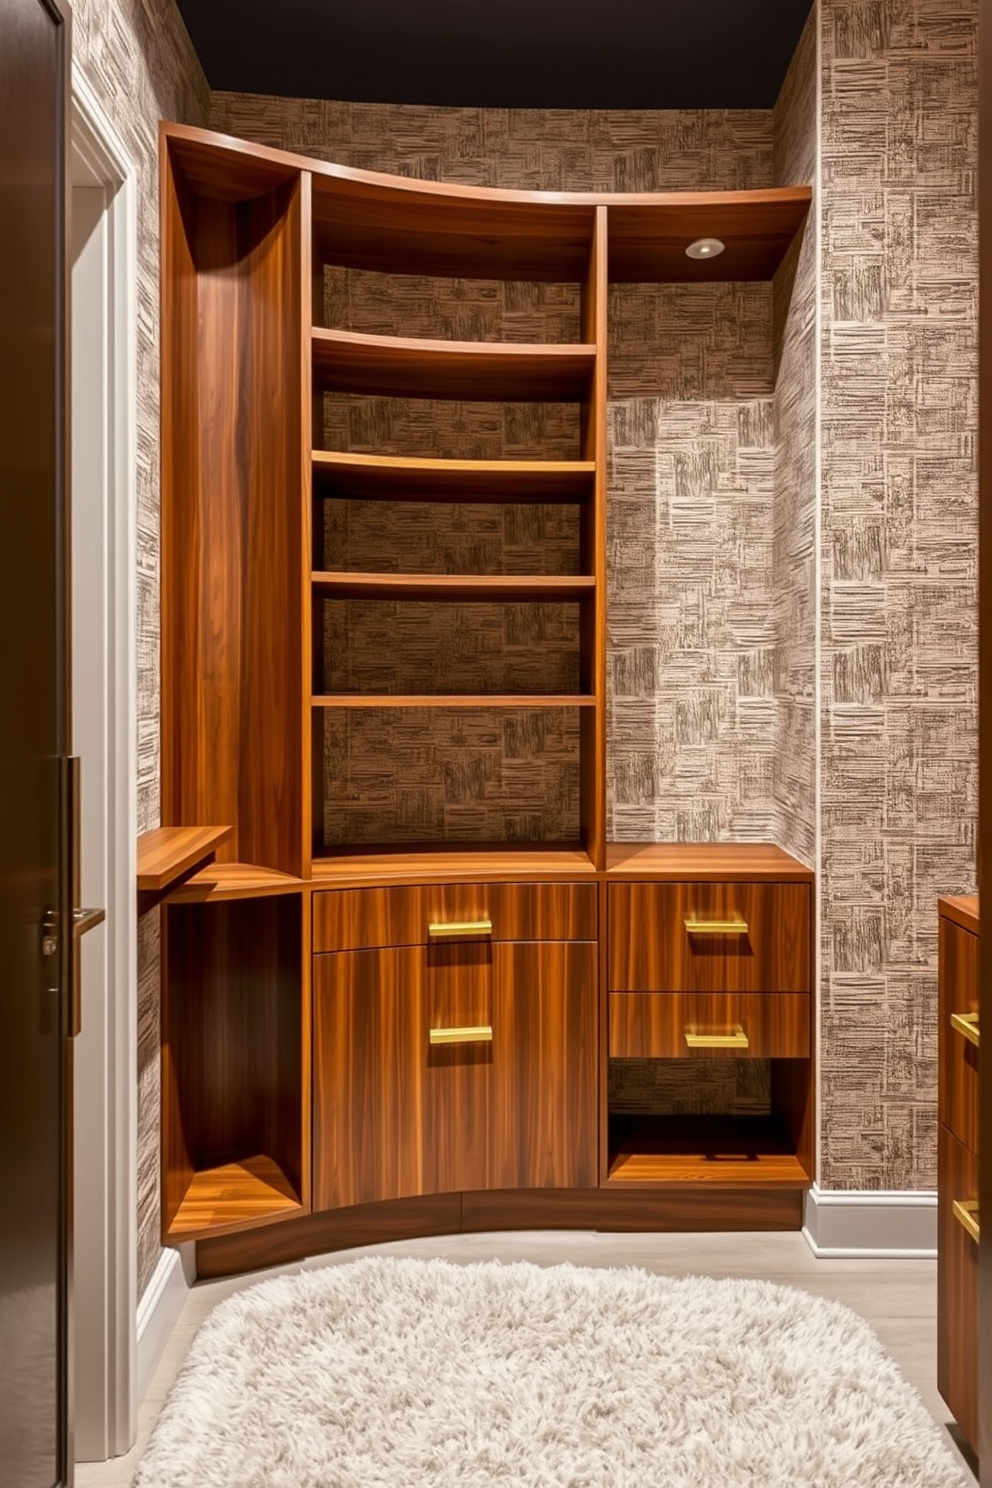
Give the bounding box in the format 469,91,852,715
135,1256,968,1488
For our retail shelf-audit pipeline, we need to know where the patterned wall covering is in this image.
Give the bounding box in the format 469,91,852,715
818,0,978,1188
72,0,210,1297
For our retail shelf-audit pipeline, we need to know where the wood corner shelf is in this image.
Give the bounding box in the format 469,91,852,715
311,451,597,503
164,1155,304,1243
164,862,307,904
137,825,233,895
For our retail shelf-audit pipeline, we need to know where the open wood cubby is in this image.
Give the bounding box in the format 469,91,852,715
159,124,815,1254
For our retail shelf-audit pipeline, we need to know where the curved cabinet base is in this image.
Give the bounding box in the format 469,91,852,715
195,1186,803,1280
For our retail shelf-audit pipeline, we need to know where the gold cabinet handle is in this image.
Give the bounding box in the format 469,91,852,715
953,1199,980,1244
684,1028,750,1049
428,919,492,939
429,1025,493,1046
950,1011,980,1048
683,918,749,935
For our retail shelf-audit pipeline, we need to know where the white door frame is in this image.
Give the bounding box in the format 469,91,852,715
70,64,138,1460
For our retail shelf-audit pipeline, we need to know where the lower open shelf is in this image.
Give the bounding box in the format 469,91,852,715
164,1156,304,1242
606,1116,812,1189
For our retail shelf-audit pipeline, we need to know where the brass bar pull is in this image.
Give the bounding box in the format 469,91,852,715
950,1011,980,1048
429,1025,493,1046
427,919,492,939
683,918,749,935
953,1199,980,1244
684,1028,750,1050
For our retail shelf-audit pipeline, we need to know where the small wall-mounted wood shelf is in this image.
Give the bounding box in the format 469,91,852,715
313,571,595,602
137,825,233,895
312,329,597,401
313,694,598,709
312,452,597,502
163,1155,303,1242
165,862,306,904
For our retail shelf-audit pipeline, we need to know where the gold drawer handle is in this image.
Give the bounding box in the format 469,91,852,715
950,1011,980,1048
429,1025,493,1046
428,919,493,939
683,918,749,935
684,1028,750,1050
953,1199,980,1244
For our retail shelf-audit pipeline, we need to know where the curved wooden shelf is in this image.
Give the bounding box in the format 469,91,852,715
312,451,596,502
607,189,812,282
165,862,307,904
312,329,596,401
164,1155,303,1242
313,693,597,708
311,845,599,886
137,825,233,893
313,571,595,601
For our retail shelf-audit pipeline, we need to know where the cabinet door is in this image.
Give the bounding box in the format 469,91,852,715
313,940,597,1209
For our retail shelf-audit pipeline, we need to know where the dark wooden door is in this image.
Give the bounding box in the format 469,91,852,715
0,1,72,1484
313,940,598,1210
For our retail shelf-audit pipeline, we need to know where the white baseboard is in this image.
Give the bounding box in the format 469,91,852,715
802,1184,937,1258
135,1246,193,1404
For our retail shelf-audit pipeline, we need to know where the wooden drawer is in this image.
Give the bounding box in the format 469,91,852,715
938,916,979,1154
608,882,810,993
609,992,810,1059
313,881,597,953
938,1124,980,1455
313,940,598,1209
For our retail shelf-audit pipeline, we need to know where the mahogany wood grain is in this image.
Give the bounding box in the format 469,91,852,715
194,1185,802,1278
607,1116,811,1188
312,452,596,503
161,159,305,876
605,842,813,881
607,190,812,282
313,881,598,952
770,1058,816,1191
312,694,598,709
299,170,316,884
940,913,980,1153
165,862,307,904
311,571,595,601
312,940,597,1208
312,328,596,402
311,846,598,886
579,205,608,871
161,896,304,1241
195,1193,465,1279
136,825,232,892
941,893,980,936
608,881,811,993
163,126,301,202
164,1156,303,1242
608,991,810,1059
938,1123,980,1454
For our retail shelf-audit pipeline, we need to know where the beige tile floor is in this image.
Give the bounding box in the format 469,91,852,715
76,1229,978,1486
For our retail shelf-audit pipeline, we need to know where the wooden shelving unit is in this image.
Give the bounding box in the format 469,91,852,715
158,121,814,1251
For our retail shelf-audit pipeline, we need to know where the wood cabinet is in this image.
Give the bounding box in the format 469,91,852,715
155,123,816,1258
937,895,980,1459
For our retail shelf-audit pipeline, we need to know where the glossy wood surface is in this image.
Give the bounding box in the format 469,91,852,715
161,159,305,876
313,328,596,401
580,205,608,870
312,571,596,601
312,845,598,885
605,842,813,880
608,881,811,992
136,825,233,892
940,914,980,1153
313,940,597,1208
607,190,812,282
313,881,598,952
607,1116,812,1188
938,1123,980,1454
165,1156,303,1242
312,451,596,502
312,694,597,709
608,991,811,1059
161,896,305,1241
165,862,306,904
940,893,979,935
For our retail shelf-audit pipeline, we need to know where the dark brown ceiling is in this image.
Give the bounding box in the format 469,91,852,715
174,0,815,109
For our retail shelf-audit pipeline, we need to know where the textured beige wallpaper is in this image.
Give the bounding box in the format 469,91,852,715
72,0,210,1297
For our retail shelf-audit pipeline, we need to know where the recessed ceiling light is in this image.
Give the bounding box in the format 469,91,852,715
685,237,726,260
